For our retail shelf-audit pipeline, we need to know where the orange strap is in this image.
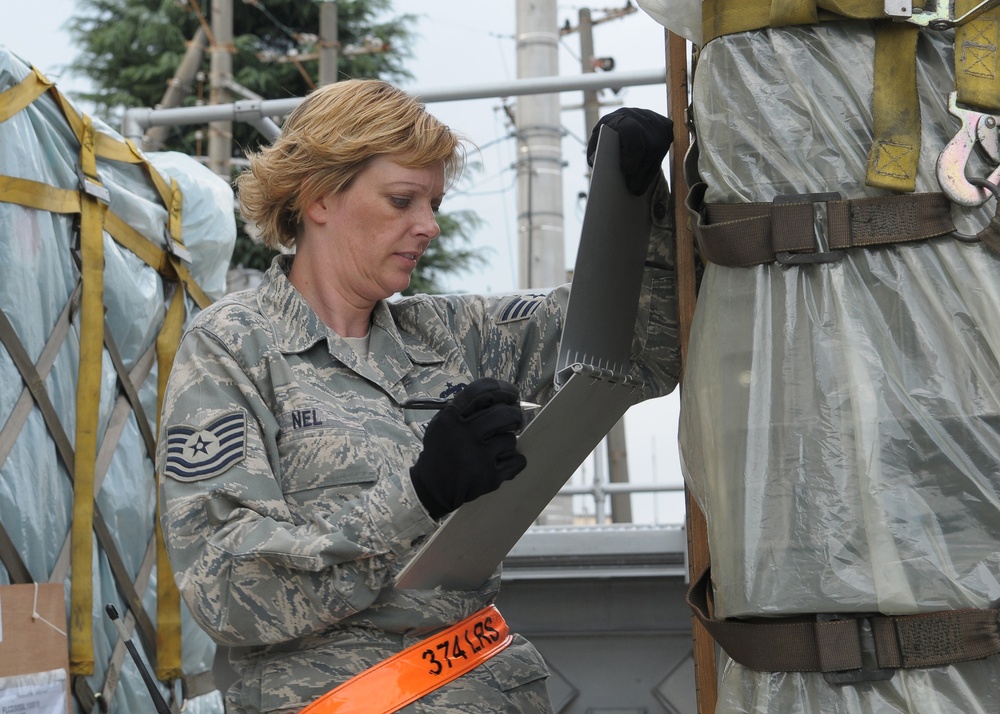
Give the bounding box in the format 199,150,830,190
299,606,512,714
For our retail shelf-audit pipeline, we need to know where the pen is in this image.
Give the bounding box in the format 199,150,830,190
402,396,541,411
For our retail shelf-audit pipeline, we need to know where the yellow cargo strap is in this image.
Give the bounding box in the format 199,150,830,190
103,211,212,309
868,22,921,191
155,287,187,682
0,176,81,214
928,3,1000,208
0,65,212,685
70,114,107,676
701,0,925,192
0,177,209,311
0,287,171,700
0,66,52,124
955,0,1000,113
702,0,912,38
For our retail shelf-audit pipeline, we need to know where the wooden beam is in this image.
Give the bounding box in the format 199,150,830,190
664,28,718,714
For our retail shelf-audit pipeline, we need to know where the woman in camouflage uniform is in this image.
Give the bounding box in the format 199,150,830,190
156,79,678,713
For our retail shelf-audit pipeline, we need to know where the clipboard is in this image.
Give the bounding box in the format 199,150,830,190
396,125,655,590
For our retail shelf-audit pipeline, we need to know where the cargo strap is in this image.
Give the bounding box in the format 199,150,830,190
299,606,513,714
0,299,78,586
701,0,924,38
955,0,1000,114
702,0,925,192
0,171,207,681
0,64,212,690
936,2,1000,206
688,568,1000,682
685,183,957,266
0,294,163,665
70,113,107,676
155,286,187,684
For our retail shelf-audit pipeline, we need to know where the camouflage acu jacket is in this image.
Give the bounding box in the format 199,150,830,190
157,185,678,713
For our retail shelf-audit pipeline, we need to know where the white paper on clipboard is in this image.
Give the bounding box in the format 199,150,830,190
396,125,656,591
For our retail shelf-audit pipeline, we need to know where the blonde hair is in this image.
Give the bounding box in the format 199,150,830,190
236,79,466,249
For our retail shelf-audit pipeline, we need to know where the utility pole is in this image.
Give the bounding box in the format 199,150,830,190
515,0,565,291
318,1,339,86
516,0,570,525
208,0,233,177
578,8,601,136
576,6,632,523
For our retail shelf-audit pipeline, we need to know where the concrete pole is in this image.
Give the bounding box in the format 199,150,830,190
515,0,564,291
318,1,339,86
578,8,601,137
516,0,569,524
579,7,632,523
607,418,632,522
208,0,233,178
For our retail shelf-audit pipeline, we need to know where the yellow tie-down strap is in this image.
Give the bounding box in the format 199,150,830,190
155,286,187,682
0,66,215,682
868,21,921,192
701,0,925,192
954,0,1000,114
0,177,212,312
71,114,105,676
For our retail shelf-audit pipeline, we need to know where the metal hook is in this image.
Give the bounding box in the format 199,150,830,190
952,176,1000,243
896,0,1000,29
937,93,1000,207
948,0,1000,27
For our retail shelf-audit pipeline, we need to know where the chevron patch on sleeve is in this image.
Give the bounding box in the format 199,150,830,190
164,411,247,482
497,294,544,324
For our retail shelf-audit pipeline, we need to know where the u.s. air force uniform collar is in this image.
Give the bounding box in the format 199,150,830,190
256,255,446,405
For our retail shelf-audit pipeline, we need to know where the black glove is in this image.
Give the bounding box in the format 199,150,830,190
410,378,527,519
586,108,673,196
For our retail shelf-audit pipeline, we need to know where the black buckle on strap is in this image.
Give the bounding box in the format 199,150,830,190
773,192,844,265
817,613,896,685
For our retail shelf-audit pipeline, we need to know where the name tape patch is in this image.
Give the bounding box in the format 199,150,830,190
164,411,247,482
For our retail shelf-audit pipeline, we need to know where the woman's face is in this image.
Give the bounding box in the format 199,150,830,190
311,154,445,303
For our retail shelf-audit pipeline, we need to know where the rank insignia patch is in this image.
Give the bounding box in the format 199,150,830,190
497,294,544,324
164,412,247,482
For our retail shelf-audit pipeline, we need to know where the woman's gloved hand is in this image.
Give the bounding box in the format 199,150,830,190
586,107,673,196
410,378,528,520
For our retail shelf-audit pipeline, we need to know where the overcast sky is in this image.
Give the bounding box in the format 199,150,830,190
3,0,685,524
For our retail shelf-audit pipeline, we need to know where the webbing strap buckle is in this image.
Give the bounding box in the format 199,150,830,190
773,192,844,265
76,165,110,204
164,228,193,263
892,0,1000,29
817,614,896,686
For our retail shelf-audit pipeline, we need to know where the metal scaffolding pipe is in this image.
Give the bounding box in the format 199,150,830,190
120,68,665,143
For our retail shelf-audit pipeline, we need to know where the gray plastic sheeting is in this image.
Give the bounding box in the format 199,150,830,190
675,23,1000,714
0,49,234,713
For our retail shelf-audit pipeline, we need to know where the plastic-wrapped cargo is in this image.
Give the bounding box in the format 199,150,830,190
0,47,234,712
637,3,1000,713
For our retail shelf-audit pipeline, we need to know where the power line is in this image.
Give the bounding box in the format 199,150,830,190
241,0,301,41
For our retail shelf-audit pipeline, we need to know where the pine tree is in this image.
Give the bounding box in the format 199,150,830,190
66,0,413,138
66,0,484,290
